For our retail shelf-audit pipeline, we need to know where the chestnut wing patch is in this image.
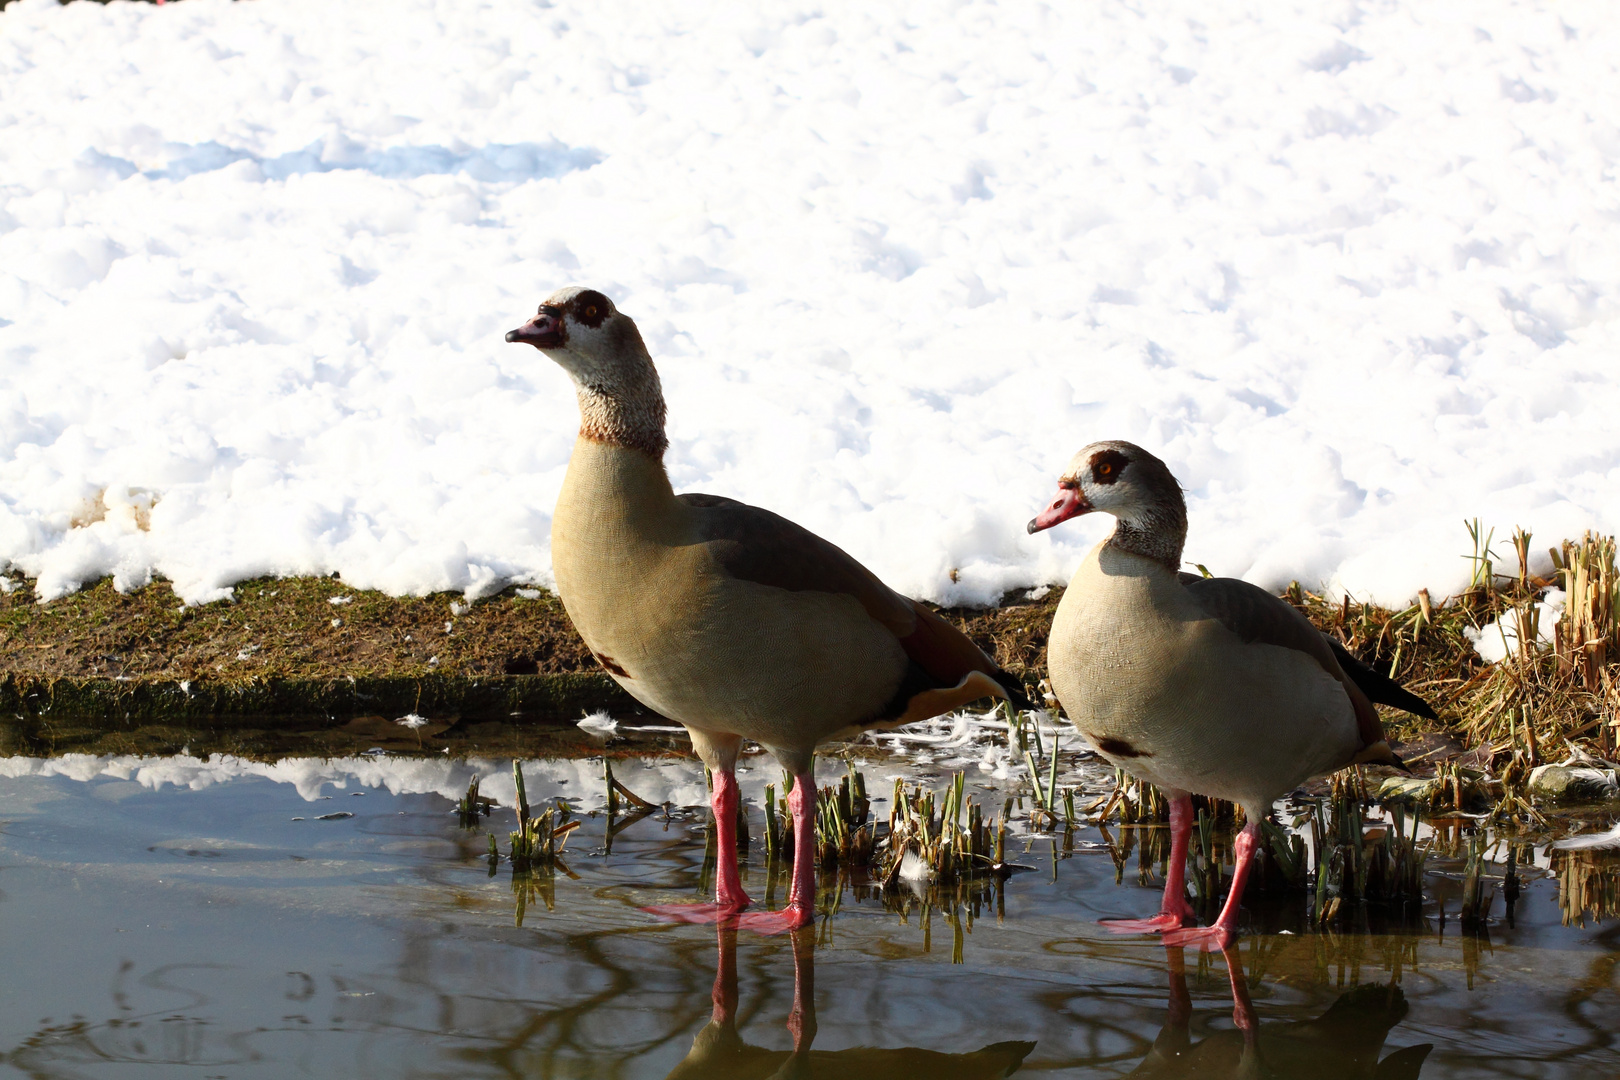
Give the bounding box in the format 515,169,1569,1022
591,651,629,678
679,493,916,635
1096,736,1150,758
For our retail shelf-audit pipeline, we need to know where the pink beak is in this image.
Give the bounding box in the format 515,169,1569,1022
1027,486,1091,534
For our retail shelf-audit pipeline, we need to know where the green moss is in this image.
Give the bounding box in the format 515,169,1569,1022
0,575,594,682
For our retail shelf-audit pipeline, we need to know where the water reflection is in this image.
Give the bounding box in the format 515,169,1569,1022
1128,947,1430,1079
3,752,1620,1077
667,924,1036,1079
1553,846,1620,927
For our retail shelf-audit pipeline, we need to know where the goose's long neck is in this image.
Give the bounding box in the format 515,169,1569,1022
555,369,679,555
1105,500,1188,572
575,376,668,460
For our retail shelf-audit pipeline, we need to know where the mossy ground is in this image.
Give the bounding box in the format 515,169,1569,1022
1,557,1613,768
0,573,594,682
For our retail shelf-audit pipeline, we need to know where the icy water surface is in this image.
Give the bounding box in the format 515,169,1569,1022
1,745,1617,1078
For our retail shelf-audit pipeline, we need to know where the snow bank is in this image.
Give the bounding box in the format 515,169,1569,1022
1466,587,1566,663
2,0,1618,606
0,704,1078,807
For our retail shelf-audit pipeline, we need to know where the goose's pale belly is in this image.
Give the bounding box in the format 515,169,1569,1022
1048,546,1359,812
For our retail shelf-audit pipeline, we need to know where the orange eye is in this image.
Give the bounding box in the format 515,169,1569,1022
584,305,599,320
1097,463,1112,476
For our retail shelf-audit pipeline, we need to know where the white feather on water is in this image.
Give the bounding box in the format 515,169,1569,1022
898,848,933,885
576,711,619,736
1552,824,1620,851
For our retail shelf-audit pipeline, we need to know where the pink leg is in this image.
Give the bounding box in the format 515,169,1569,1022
1165,946,1192,1031
711,923,739,1026
1163,820,1260,952
644,769,753,924
1223,943,1258,1039
1141,946,1193,1064
786,925,817,1053
737,771,817,934
1103,794,1197,934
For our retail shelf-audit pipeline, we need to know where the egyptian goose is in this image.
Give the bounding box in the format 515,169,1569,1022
1028,441,1433,950
506,287,1027,932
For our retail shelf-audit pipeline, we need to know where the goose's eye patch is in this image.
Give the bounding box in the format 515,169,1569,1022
573,290,611,328
1089,449,1128,485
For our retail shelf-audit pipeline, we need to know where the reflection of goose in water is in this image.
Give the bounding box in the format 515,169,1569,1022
1128,947,1432,1080
665,925,1035,1080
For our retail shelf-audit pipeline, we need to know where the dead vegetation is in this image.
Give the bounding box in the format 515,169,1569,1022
1277,527,1619,769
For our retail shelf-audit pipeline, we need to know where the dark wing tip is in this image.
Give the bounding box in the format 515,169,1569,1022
995,669,1035,712
1327,637,1438,719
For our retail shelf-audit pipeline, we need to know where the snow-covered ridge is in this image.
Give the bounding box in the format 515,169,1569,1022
0,708,1077,808
0,750,692,807
2,0,1617,607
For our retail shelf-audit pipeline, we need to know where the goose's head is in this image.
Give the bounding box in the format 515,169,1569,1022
505,286,653,390
1027,440,1183,535
505,286,667,456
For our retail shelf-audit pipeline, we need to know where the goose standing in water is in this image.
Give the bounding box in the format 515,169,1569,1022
507,287,1027,932
1028,441,1434,950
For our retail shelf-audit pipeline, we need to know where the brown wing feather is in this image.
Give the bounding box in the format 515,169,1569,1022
1181,575,1388,756
899,600,1002,685
679,493,916,635
679,492,1019,723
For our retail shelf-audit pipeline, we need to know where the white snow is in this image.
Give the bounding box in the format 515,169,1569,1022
1466,587,1565,663
3,0,1619,607
0,732,1079,815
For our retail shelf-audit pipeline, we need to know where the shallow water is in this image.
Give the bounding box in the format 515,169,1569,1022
1,745,1617,1078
